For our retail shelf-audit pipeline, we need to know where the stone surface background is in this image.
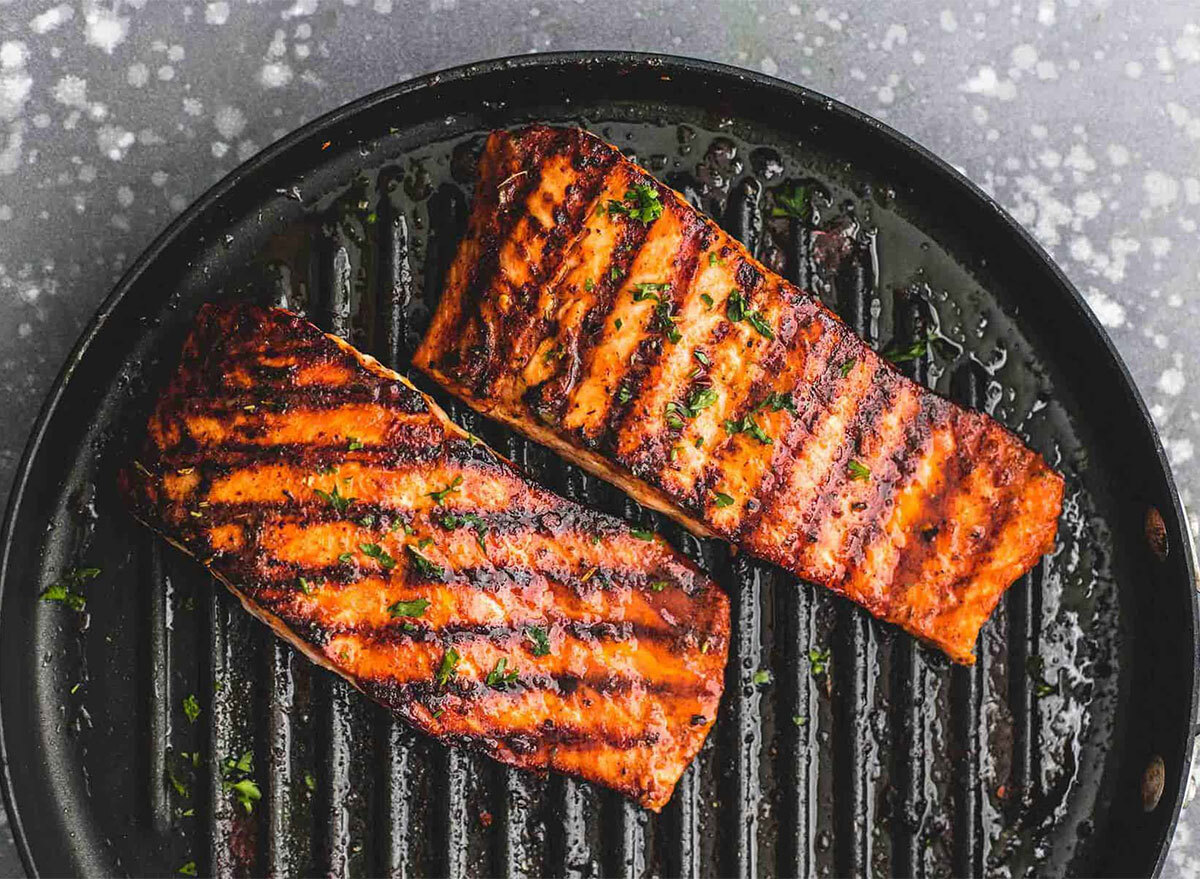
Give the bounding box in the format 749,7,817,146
0,0,1197,875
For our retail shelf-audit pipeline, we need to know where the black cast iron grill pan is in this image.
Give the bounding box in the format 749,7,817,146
0,53,1195,878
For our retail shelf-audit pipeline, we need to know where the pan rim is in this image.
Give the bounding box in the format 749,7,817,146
1,50,1195,878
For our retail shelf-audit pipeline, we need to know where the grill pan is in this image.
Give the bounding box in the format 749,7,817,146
1,52,1196,878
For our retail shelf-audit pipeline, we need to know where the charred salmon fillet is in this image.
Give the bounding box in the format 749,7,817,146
413,126,1065,664
121,303,729,811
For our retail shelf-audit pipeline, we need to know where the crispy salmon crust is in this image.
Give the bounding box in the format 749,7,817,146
413,125,1065,664
121,303,730,811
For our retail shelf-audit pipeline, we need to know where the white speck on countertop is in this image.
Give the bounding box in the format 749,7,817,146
29,4,74,35
83,3,129,54
205,2,230,26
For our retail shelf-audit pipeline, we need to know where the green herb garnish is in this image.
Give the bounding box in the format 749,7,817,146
808,646,831,676
771,183,809,219
304,771,316,792
436,648,460,689
846,460,871,481
179,862,198,877
725,290,774,339
38,566,100,612
182,694,201,724
526,625,551,656
649,580,668,592
313,483,354,514
438,511,488,550
751,668,772,686
713,491,735,508
724,413,773,445
700,292,714,309
426,474,463,506
839,359,856,377
584,277,595,292
359,542,397,570
485,657,520,689
630,529,655,541
347,436,364,451
220,751,260,814
617,385,633,404
606,183,663,224
405,545,447,581
388,597,431,619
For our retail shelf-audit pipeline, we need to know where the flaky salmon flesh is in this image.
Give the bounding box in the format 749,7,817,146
414,125,1065,664
121,304,730,811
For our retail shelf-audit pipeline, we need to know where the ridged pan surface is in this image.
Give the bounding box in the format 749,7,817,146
0,53,1195,879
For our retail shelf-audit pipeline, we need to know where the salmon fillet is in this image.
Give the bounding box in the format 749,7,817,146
121,303,729,811
413,126,1065,664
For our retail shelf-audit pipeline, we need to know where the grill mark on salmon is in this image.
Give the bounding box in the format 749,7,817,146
414,125,1065,664
547,215,656,437
122,302,729,811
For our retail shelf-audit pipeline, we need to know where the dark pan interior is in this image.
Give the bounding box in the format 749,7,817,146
1,53,1195,879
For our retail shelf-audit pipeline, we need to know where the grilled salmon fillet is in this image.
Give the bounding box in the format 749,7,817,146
121,303,729,811
413,126,1065,664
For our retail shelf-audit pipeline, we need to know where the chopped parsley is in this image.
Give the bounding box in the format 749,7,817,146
38,566,100,612
304,771,317,792
665,385,719,429
405,545,447,581
724,413,773,445
358,514,376,528
617,384,633,404
485,657,520,689
438,511,488,550
882,333,933,364
337,551,354,564
632,282,681,343
725,290,775,339
313,483,354,514
436,648,460,689
221,751,260,814
526,625,551,656
388,597,431,619
700,292,714,309
630,529,655,541
584,277,595,292
713,491,735,508
846,460,871,481
182,694,201,724
347,436,364,451
606,183,664,224
762,391,797,414
426,475,463,506
167,764,190,798
1026,655,1058,697
808,646,832,677
839,358,856,377
693,349,710,367
792,715,808,727
179,862,198,877
649,580,669,592
614,318,623,330
771,183,809,219
297,576,320,595
751,668,772,686
359,543,397,570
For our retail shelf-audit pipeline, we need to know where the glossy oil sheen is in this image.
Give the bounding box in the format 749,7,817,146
0,55,1194,879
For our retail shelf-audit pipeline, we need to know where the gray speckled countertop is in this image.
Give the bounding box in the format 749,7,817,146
0,1,1197,875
